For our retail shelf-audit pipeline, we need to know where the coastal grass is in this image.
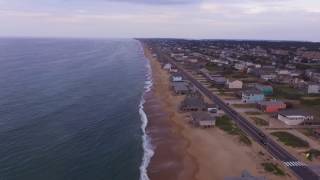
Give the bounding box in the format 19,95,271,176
261,163,285,176
305,149,320,161
216,115,252,146
245,111,262,115
251,117,269,126
273,85,303,100
271,131,309,148
301,98,320,106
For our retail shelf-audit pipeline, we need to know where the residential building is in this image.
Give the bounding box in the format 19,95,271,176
260,73,277,81
241,89,265,103
307,83,320,94
278,109,314,126
211,76,227,86
226,80,243,89
171,73,183,82
191,112,216,128
163,63,172,70
257,101,286,113
180,94,206,111
255,84,273,95
172,82,190,95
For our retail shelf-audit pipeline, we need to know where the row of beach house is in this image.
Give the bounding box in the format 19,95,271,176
163,63,220,129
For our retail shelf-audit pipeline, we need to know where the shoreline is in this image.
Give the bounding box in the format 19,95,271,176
140,42,296,180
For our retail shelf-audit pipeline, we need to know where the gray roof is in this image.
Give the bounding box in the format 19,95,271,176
172,82,189,92
242,89,264,96
191,112,215,122
211,76,226,83
279,109,312,117
181,95,205,108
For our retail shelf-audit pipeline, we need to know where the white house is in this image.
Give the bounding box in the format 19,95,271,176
278,109,314,126
307,84,320,94
163,63,172,71
226,80,243,89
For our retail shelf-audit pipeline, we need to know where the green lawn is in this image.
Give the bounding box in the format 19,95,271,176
251,117,269,126
305,149,320,161
261,163,285,176
301,98,320,106
233,104,256,108
273,85,303,100
271,131,309,148
245,111,262,115
216,115,252,146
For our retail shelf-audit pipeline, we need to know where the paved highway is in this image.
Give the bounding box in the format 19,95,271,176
154,47,319,180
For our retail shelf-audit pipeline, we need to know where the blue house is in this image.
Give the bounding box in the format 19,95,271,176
241,89,265,103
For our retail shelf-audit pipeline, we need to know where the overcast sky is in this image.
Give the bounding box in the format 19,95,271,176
0,0,319,41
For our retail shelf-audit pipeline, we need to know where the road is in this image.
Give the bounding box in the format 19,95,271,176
154,47,319,180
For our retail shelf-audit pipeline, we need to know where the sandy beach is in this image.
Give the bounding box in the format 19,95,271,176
142,44,296,180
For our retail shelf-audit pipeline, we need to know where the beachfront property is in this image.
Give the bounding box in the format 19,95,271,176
278,109,314,126
255,84,273,95
257,101,286,113
171,72,183,82
180,94,207,111
172,81,190,95
191,111,216,128
224,170,266,180
163,63,172,71
240,89,265,103
226,79,243,89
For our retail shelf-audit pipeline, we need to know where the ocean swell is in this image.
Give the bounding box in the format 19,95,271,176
139,60,154,180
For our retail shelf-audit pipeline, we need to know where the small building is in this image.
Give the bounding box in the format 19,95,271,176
260,73,276,81
241,89,265,103
255,84,273,96
163,63,172,70
172,82,190,95
226,80,243,89
171,73,183,82
191,112,216,128
278,109,314,126
307,83,320,94
224,170,266,180
211,76,226,86
180,94,206,111
207,104,218,113
257,101,286,113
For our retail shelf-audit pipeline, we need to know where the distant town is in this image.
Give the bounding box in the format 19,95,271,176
140,39,320,180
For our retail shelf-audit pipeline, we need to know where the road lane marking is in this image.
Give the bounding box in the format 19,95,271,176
284,161,306,167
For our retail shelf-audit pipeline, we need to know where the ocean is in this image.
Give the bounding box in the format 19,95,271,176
0,38,152,180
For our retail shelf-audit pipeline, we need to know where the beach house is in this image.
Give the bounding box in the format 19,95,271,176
172,82,190,95
257,101,286,113
241,89,265,103
191,112,216,128
211,76,226,86
278,109,314,126
163,63,172,71
180,94,206,111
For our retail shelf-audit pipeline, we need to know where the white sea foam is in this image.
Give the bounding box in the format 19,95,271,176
139,60,154,180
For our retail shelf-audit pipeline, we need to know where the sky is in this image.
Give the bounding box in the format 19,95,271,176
0,0,319,41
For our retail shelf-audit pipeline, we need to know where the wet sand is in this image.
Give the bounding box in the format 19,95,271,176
141,44,296,180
